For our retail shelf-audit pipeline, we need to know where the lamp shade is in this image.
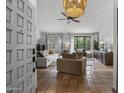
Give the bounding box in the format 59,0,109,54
63,0,87,17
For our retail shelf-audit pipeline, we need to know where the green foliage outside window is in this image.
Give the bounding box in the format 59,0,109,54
74,36,91,50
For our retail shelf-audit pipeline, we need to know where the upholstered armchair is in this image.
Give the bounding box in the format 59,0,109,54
57,57,86,75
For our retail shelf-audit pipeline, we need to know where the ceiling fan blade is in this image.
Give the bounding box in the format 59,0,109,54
72,19,80,23
61,12,67,17
72,17,79,19
57,18,67,20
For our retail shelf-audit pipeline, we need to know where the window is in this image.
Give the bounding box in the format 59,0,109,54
74,36,91,50
47,35,62,52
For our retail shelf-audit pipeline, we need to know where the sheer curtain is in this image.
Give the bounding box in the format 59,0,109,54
70,35,75,53
47,35,62,53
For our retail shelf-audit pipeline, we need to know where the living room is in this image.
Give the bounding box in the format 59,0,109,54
5,0,118,93
36,0,117,93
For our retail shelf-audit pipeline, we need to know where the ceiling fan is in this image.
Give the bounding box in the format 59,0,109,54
57,12,80,23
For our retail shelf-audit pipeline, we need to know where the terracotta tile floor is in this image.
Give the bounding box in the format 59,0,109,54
36,58,113,93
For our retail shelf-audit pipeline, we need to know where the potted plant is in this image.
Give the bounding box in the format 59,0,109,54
93,40,99,50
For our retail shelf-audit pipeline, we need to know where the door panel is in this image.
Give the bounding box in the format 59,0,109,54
6,0,37,93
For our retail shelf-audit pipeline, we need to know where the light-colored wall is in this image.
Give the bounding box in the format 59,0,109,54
98,0,114,51
37,0,114,34
113,0,118,91
39,32,47,46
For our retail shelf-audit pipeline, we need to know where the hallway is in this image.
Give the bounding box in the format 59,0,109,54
37,58,113,93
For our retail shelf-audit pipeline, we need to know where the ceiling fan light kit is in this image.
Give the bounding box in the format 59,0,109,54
65,8,84,17
57,0,87,23
63,0,87,17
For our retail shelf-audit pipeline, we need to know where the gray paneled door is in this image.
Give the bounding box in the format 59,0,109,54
6,0,37,93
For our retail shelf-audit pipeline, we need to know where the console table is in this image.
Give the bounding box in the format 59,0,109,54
94,51,113,66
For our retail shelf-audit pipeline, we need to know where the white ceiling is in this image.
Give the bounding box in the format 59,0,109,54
37,0,113,33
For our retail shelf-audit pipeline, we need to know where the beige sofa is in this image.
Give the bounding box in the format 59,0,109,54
37,50,59,67
57,57,86,75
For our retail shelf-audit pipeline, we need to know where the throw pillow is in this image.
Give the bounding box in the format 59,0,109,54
49,50,54,54
37,51,44,57
63,49,68,53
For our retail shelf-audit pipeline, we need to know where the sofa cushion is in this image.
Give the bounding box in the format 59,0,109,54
61,53,79,59
77,52,83,58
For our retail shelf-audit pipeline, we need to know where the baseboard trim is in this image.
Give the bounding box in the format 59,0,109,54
112,88,117,93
